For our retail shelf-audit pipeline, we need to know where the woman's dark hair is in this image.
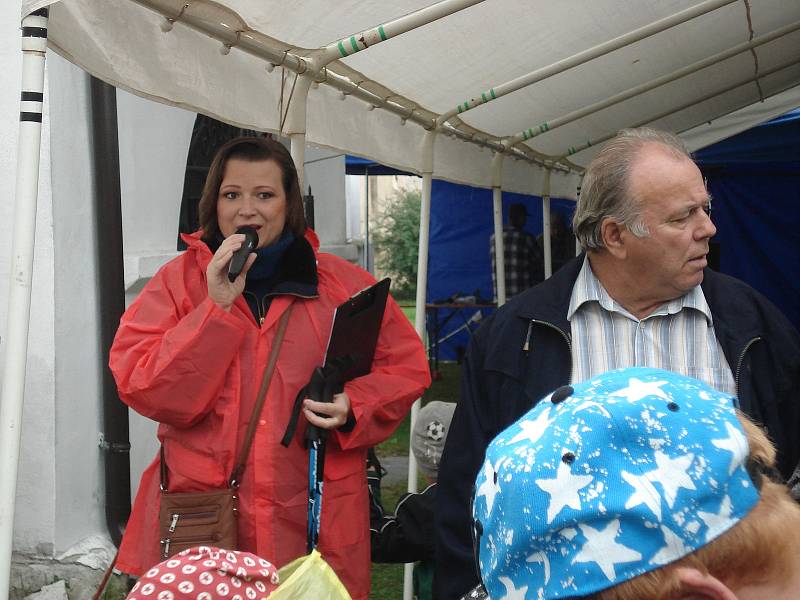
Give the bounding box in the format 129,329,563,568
198,136,306,240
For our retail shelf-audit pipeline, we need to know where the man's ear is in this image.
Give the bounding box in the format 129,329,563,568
600,218,627,259
671,567,738,600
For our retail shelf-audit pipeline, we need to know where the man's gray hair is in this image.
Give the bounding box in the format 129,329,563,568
572,127,692,251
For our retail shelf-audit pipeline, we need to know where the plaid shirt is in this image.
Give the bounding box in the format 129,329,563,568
490,226,541,299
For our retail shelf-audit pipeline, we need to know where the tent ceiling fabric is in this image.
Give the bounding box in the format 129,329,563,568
23,0,800,198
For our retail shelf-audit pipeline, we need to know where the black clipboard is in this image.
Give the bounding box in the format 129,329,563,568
323,277,391,382
280,278,392,449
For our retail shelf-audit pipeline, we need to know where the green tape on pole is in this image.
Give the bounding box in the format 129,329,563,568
522,130,529,140
378,25,387,41
463,101,469,111
481,92,488,103
569,147,576,155
337,41,347,57
490,88,496,99
527,128,534,138
350,36,359,53
457,105,463,114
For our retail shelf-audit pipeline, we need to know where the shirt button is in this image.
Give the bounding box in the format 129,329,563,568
259,419,267,426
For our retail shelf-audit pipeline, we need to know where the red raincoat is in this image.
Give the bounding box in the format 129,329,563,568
110,230,430,600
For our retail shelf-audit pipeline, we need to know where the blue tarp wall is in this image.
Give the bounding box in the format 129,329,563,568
695,109,800,332
348,109,800,362
426,182,576,361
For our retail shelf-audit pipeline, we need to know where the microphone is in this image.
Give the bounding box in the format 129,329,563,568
227,226,259,282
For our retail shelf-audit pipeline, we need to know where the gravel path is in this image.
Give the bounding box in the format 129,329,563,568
379,455,410,487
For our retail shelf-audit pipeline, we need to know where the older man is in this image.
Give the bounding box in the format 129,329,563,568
434,127,800,599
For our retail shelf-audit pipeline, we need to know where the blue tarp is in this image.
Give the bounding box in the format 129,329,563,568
695,108,800,331
347,109,800,362
426,181,575,361
345,155,412,176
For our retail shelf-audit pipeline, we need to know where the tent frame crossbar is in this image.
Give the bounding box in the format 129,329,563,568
435,0,737,126
508,21,800,147
557,57,800,160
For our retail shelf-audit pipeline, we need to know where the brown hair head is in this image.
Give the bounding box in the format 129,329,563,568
573,127,691,252
585,412,800,600
198,136,306,241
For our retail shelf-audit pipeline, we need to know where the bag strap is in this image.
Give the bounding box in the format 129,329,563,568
230,304,293,486
160,304,293,491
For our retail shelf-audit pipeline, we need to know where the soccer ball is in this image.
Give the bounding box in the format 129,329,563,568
425,420,446,441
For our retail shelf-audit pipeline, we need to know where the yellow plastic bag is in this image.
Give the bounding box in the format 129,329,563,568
269,550,352,600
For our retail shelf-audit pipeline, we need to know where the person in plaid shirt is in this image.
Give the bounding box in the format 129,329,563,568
490,203,542,299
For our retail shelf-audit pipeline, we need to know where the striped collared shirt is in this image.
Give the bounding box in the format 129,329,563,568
567,257,736,395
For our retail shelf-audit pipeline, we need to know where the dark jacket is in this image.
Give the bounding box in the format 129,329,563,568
434,255,800,599
371,483,437,564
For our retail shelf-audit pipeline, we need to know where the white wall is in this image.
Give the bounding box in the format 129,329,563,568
304,147,358,261
47,51,106,554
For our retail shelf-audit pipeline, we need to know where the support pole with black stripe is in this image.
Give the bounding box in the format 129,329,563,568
0,8,49,599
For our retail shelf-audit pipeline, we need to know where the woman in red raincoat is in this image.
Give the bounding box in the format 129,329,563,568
109,136,431,600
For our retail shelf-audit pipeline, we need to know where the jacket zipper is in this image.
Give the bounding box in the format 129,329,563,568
524,318,573,384
243,290,315,327
524,319,572,351
734,336,760,400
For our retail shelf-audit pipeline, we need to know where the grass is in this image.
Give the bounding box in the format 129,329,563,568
399,303,416,325
374,361,461,459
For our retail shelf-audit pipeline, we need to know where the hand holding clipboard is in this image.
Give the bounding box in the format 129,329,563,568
281,277,391,446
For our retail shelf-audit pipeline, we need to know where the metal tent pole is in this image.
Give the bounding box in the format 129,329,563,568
404,129,435,600
0,9,49,599
491,151,506,306
542,170,552,279
508,20,800,148
436,0,735,127
558,56,800,159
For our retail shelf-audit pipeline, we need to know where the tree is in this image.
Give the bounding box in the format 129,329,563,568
371,189,420,300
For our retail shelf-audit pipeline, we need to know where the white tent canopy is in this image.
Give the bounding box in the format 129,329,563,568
4,0,800,596
20,0,800,195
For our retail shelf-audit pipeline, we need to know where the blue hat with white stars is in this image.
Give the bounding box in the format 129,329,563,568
472,367,759,600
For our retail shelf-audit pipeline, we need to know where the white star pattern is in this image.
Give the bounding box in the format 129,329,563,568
609,378,670,403
647,451,696,508
697,495,735,540
573,519,642,581
498,576,528,600
535,461,593,523
651,524,690,565
508,408,554,446
621,470,662,520
476,459,500,514
712,422,748,475
526,550,551,584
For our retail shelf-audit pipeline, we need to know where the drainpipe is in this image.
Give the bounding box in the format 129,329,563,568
90,77,131,547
